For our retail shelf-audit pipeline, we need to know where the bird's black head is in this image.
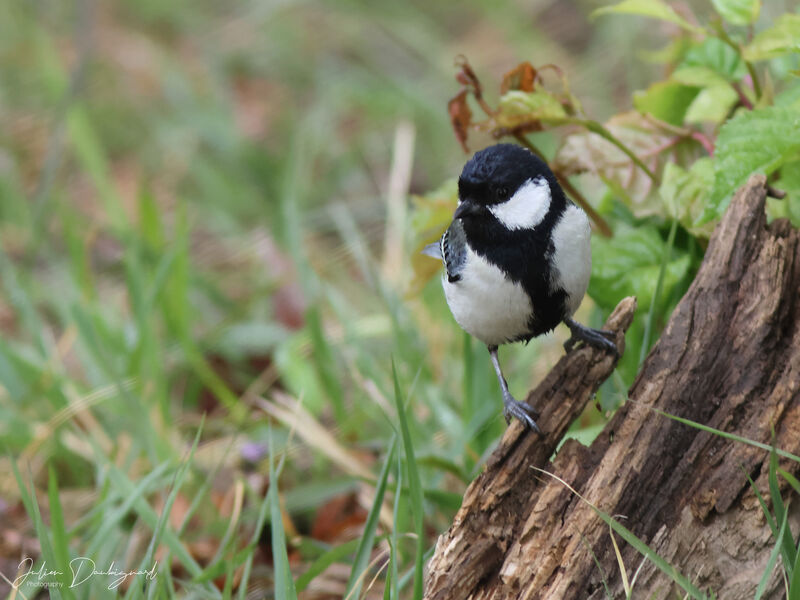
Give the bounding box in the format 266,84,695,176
454,144,564,227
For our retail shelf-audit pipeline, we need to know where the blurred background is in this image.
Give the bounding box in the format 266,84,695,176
0,0,780,597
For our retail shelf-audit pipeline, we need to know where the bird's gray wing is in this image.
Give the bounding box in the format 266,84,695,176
442,220,468,283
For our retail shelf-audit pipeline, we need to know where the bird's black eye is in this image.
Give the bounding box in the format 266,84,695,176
497,186,509,200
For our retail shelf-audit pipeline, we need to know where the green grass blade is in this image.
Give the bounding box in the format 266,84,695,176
790,546,800,600
102,462,203,579
755,507,788,600
295,539,361,592
742,466,778,536
533,467,707,599
397,545,436,592
649,406,800,463
769,447,797,571
307,306,346,424
269,429,298,600
388,451,403,600
137,421,204,593
47,464,76,599
345,435,397,599
391,359,425,600
779,469,800,496
11,460,64,599
236,463,272,600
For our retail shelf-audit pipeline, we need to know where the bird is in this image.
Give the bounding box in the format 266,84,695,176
423,143,618,432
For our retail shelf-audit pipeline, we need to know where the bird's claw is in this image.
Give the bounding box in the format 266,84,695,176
563,319,619,358
502,394,541,433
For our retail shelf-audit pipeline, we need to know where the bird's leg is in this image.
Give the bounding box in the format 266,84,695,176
563,317,618,356
487,345,540,433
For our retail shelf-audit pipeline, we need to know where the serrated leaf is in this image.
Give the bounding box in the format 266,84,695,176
699,107,800,224
633,81,700,126
743,14,800,62
589,225,691,314
593,0,702,33
680,37,746,81
710,0,760,25
555,112,673,218
659,159,716,237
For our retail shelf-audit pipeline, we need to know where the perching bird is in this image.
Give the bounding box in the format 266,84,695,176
423,143,617,432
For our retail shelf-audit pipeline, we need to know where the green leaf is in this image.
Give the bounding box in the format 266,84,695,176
671,66,730,88
700,107,800,224
592,0,702,33
589,225,691,315
743,14,800,62
633,81,700,126
680,37,745,81
659,159,716,237
684,85,739,125
669,66,742,122
710,0,760,26
494,90,568,129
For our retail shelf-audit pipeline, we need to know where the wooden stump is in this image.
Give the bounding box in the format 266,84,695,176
424,175,800,599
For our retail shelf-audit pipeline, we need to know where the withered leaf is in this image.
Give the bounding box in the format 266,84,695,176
500,62,538,94
554,111,677,218
448,89,473,153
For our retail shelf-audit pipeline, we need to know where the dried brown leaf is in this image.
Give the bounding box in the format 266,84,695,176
500,61,538,94
448,89,473,153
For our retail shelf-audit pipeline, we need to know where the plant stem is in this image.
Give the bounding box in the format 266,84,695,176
578,119,660,184
712,21,762,102
639,218,678,365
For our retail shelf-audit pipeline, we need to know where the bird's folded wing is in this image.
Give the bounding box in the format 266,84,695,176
442,221,467,283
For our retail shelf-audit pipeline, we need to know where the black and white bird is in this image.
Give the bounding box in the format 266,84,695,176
423,143,617,432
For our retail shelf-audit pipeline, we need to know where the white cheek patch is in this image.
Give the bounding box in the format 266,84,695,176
488,177,551,230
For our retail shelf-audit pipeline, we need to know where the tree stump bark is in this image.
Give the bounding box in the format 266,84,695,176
424,175,800,599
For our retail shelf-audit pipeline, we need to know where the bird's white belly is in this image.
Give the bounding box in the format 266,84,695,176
443,247,533,346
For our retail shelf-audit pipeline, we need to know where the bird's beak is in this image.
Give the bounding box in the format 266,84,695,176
453,199,482,220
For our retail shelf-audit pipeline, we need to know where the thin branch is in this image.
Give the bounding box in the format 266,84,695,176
712,21,761,102
576,118,660,184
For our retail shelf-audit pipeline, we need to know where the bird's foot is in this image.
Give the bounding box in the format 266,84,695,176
563,318,619,357
502,393,541,433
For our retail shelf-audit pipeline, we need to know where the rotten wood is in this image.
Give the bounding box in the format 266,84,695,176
424,175,800,599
